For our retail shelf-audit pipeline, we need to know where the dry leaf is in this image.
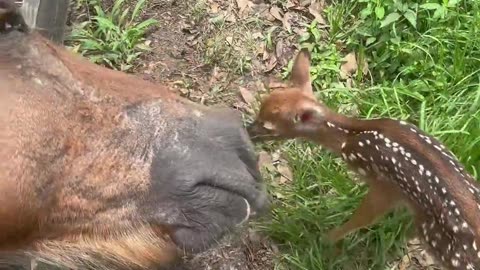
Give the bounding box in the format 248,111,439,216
282,12,292,32
238,87,256,105
398,254,410,270
257,42,266,57
209,2,220,13
340,52,358,80
263,55,278,73
237,0,254,17
275,39,284,59
308,0,326,25
258,151,275,172
276,163,293,184
345,78,353,88
252,32,263,39
271,151,281,162
236,0,249,11
300,0,311,7
261,42,269,61
226,36,234,45
417,250,435,268
361,59,369,75
285,0,296,9
224,10,237,23
269,6,284,21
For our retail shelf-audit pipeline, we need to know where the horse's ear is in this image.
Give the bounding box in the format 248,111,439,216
289,48,312,94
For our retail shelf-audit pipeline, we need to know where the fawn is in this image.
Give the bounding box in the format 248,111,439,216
247,49,480,269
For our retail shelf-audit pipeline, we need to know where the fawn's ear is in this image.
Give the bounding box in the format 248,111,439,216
290,48,313,94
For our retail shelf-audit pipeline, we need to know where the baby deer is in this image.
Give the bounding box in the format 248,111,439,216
247,49,480,269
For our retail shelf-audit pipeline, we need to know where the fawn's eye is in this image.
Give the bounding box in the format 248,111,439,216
299,111,313,122
293,112,313,124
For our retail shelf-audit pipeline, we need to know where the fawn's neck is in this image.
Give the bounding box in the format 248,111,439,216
308,110,367,154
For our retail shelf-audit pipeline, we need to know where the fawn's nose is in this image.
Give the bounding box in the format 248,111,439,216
246,120,278,143
246,120,263,142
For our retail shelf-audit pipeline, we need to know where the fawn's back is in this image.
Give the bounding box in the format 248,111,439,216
341,118,480,269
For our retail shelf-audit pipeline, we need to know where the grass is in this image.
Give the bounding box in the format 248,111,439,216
66,0,158,72
256,0,480,269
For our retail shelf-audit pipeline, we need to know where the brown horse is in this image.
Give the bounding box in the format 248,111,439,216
0,2,268,269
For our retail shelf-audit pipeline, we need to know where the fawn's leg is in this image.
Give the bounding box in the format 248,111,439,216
326,181,403,242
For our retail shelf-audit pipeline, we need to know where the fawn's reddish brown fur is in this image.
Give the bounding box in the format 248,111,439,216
248,49,480,269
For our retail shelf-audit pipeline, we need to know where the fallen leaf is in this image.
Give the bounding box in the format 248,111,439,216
269,6,284,21
256,42,266,57
275,39,284,57
209,2,220,13
417,250,435,267
252,32,263,39
236,0,249,11
224,10,237,23
398,254,410,270
345,78,353,88
258,151,275,172
263,55,278,73
208,66,226,86
271,151,281,162
237,0,254,17
285,0,296,9
340,52,358,80
300,0,311,6
239,87,256,105
335,40,345,51
361,59,369,75
226,36,234,45
308,0,326,25
282,12,293,32
276,162,293,184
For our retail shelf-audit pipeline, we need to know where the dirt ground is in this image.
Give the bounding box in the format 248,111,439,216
66,0,439,269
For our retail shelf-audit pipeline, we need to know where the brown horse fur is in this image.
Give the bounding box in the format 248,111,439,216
0,2,267,269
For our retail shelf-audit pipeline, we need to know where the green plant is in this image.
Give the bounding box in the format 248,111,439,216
67,0,158,71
